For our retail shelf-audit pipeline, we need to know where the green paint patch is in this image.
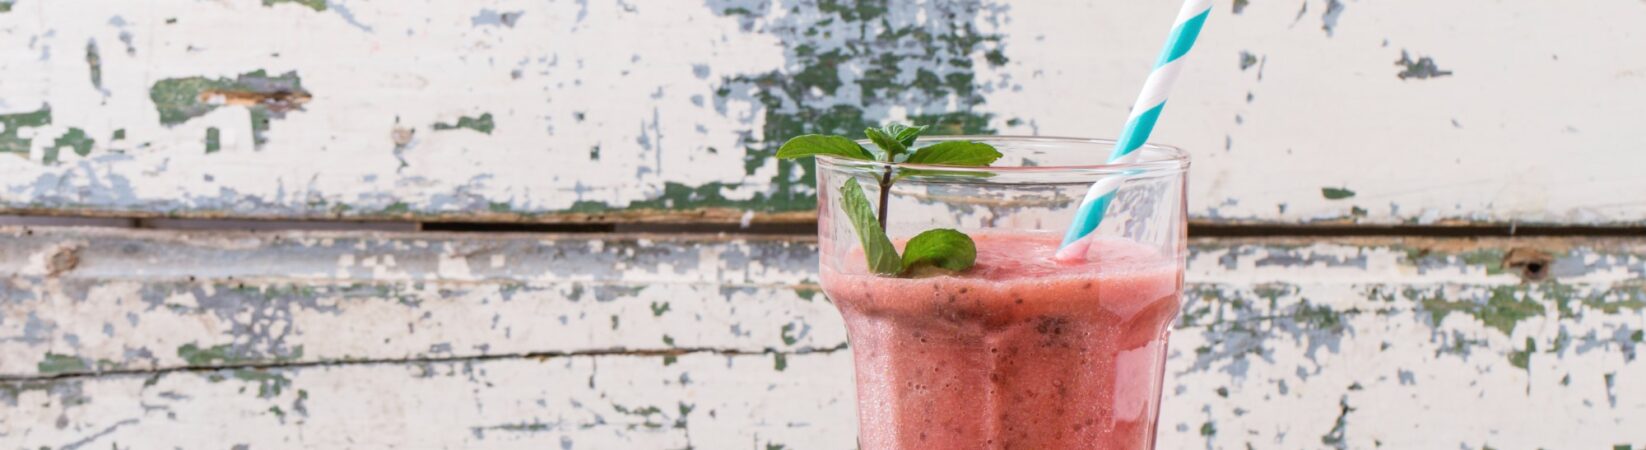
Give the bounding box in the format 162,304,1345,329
1457,249,1506,275
612,403,667,429
1293,300,1344,330
793,286,822,301
695,2,1003,218
150,70,308,148
1583,296,1646,315
0,106,51,156
671,403,696,429
45,128,94,164
817,0,887,21
179,343,242,365
1322,187,1356,200
780,323,799,346
626,181,768,211
772,352,787,371
1417,287,1545,336
1632,330,1643,343
205,127,221,153
650,301,671,316
86,41,103,90
111,129,126,140
233,369,291,398
262,0,325,11
484,422,554,432
433,113,495,134
0,380,63,406
37,353,89,375
908,112,994,137
379,202,411,215
1508,337,1535,370
661,335,675,347
0,0,11,12
1320,397,1353,445
984,48,1008,67
177,343,304,366
1199,421,1216,436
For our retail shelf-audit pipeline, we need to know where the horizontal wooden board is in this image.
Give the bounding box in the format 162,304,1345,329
2,227,1645,447
3,353,860,449
2,1,1644,225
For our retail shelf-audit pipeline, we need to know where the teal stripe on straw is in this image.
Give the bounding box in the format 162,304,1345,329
1062,102,1165,246
1061,192,1114,248
1156,9,1210,67
1108,102,1165,162
1061,2,1210,249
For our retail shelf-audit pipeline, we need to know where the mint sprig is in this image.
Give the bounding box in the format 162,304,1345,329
839,179,903,275
863,127,908,160
778,123,1002,277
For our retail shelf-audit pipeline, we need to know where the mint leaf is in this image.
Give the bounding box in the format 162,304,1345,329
839,178,902,275
884,123,927,148
864,127,907,160
900,229,977,274
777,135,874,160
905,141,1003,166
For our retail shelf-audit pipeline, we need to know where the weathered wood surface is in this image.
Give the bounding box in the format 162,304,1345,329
3,1,1645,225
3,228,1644,448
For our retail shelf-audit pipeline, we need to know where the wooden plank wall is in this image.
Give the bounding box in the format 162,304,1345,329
2,229,1643,448
2,1,1644,449
1,0,1642,224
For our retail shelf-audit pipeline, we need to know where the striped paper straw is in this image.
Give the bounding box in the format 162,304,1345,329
1058,0,1211,257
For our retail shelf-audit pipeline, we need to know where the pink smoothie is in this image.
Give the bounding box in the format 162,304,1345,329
821,232,1183,449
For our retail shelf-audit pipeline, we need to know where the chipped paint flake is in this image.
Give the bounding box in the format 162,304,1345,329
432,113,495,134
263,0,325,12
1395,50,1453,80
0,106,51,156
149,70,309,148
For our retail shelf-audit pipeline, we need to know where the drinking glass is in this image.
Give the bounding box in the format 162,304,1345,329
815,136,1189,449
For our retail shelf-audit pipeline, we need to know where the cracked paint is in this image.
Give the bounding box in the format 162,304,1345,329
0,1,1640,224
0,230,1643,447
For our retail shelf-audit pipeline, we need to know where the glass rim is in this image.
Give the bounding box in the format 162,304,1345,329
815,135,1190,176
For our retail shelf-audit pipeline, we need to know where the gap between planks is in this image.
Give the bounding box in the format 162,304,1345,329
7,214,1646,237
0,346,846,383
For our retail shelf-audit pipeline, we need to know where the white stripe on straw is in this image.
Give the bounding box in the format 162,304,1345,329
1056,0,1211,261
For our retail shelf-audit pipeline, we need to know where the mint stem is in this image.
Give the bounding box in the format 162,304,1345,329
877,166,893,232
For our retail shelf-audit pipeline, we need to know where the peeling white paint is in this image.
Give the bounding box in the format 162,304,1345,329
2,229,1644,446
0,1,1641,223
